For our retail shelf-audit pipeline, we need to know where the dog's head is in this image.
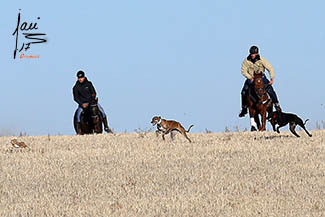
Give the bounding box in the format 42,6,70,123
267,111,281,125
151,116,161,126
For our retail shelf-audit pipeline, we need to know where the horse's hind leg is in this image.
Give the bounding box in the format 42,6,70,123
289,123,300,137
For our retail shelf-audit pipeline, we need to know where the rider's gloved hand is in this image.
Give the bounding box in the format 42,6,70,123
269,78,274,85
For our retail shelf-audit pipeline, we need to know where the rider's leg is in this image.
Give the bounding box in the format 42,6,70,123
76,106,84,123
76,106,84,135
97,103,112,133
263,76,281,111
97,103,106,119
239,79,250,117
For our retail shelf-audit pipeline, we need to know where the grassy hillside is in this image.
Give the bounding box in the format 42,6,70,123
1,130,325,216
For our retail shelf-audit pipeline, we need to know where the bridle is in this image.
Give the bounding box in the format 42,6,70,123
253,77,271,105
254,78,268,97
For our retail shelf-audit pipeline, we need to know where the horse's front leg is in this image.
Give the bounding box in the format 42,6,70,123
259,108,267,131
255,114,261,130
248,108,258,131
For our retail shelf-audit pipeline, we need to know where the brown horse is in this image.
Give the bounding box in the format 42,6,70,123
247,73,273,131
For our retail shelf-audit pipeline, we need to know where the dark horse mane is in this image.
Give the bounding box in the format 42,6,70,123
73,97,103,134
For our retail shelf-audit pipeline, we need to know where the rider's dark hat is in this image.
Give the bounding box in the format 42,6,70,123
249,46,259,54
77,70,85,78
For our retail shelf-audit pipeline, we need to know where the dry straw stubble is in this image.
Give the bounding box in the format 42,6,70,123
1,130,325,216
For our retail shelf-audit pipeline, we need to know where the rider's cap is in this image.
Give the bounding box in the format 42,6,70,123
77,70,85,78
249,46,259,54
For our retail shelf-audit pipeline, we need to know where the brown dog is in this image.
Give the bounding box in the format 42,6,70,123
151,116,194,142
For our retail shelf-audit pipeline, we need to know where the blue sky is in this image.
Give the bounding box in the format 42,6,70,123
1,0,324,135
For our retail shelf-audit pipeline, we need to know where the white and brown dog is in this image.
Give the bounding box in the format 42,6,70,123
10,139,27,148
151,116,194,142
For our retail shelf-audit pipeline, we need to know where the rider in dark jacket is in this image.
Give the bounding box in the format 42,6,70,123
73,77,96,106
73,70,112,134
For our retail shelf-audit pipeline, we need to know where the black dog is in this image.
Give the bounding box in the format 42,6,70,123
268,111,312,137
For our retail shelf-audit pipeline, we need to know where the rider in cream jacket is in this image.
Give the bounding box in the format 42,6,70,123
239,46,281,117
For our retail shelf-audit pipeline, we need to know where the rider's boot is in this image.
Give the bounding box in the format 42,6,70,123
239,106,248,117
239,92,248,117
76,122,82,135
103,117,113,133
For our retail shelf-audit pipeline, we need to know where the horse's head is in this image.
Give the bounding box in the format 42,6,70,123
253,73,267,99
89,97,100,124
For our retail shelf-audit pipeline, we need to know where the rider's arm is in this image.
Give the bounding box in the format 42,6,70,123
73,86,83,106
241,59,253,80
89,82,97,97
261,57,274,80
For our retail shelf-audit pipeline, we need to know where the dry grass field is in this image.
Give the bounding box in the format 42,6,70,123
1,130,325,216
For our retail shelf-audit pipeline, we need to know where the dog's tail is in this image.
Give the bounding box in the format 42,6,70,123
304,119,309,126
186,125,194,132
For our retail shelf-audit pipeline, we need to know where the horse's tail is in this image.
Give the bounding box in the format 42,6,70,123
186,125,194,132
304,119,309,126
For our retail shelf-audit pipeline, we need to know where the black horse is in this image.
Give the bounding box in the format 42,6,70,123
73,97,103,134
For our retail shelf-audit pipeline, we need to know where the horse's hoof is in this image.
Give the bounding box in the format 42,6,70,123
251,126,257,131
105,127,113,134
